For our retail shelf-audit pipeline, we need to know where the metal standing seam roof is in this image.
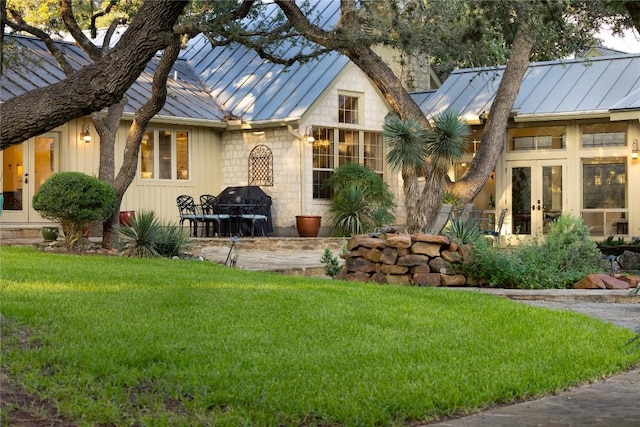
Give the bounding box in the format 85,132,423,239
1,34,224,122
2,0,350,126
413,54,640,123
180,1,348,123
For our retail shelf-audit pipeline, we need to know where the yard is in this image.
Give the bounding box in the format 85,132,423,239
1,245,638,426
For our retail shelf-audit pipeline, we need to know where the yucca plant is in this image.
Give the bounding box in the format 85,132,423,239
117,210,162,258
156,223,192,257
444,217,479,244
329,185,373,236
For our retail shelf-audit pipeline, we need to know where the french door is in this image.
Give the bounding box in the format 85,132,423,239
1,133,59,222
507,160,566,236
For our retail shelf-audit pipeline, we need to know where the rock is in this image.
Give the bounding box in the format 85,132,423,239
365,248,383,262
380,264,409,275
346,271,372,282
413,273,441,287
345,257,376,273
347,235,386,251
616,275,639,288
397,254,431,267
573,274,606,289
370,272,388,284
600,275,630,289
617,251,640,270
411,242,441,257
428,257,454,274
411,265,432,274
385,274,411,286
573,274,629,289
379,247,398,265
385,235,412,249
441,274,467,286
440,250,462,263
413,234,450,245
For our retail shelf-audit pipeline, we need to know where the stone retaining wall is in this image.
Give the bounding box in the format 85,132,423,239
337,233,474,286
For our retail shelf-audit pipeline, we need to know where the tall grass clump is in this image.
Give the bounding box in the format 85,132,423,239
460,214,606,289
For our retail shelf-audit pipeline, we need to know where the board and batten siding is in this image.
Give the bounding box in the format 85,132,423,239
118,122,223,225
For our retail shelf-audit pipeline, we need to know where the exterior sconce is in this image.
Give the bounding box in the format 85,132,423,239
632,139,638,160
304,125,315,143
81,120,91,143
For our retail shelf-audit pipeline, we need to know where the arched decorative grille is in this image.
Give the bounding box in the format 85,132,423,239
248,144,273,186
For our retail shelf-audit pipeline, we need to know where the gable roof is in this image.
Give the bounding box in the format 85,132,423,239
413,54,640,124
1,2,353,128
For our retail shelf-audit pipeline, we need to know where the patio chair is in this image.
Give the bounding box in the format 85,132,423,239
176,195,204,237
240,195,271,237
422,204,453,235
200,194,231,237
455,203,475,224
481,208,508,237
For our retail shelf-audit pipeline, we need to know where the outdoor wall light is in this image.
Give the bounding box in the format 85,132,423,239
81,120,91,143
304,125,315,143
632,139,638,160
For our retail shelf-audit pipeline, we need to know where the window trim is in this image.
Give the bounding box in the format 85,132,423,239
140,128,191,182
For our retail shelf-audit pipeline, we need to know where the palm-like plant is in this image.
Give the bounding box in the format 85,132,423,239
384,110,470,233
117,210,162,258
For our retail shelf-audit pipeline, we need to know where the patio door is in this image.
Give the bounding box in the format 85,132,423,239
507,160,565,236
1,133,59,222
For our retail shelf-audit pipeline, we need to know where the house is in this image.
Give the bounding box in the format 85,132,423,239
1,14,438,236
413,53,640,241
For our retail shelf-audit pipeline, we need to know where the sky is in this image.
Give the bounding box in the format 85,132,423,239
595,26,640,53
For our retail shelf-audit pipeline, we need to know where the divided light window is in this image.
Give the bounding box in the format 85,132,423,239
508,126,566,151
581,122,627,148
140,129,190,181
338,95,358,124
312,127,384,199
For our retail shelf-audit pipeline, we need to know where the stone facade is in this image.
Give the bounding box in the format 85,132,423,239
337,233,474,286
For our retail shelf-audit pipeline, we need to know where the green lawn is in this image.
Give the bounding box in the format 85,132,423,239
1,245,638,426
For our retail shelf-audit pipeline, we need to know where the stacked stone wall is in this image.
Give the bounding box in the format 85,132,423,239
337,233,475,286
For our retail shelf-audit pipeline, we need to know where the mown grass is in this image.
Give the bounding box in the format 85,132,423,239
1,245,638,426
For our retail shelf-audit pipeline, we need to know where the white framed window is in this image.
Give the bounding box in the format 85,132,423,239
338,94,359,124
581,122,627,148
508,125,566,151
581,157,628,236
311,126,384,199
140,129,190,181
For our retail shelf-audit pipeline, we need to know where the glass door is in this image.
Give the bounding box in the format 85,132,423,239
1,133,59,222
507,160,565,236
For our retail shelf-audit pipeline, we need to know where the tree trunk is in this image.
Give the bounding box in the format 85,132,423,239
0,0,187,149
449,24,535,204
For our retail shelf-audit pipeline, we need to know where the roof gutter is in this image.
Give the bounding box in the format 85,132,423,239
121,112,302,130
512,110,611,122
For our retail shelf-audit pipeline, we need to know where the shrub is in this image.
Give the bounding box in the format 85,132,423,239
326,163,395,236
32,172,117,250
117,210,191,258
320,247,343,278
459,214,606,289
444,217,479,244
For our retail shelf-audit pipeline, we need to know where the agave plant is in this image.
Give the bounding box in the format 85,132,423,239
117,210,162,258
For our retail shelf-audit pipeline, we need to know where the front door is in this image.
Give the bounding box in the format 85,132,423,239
1,133,59,222
507,160,565,236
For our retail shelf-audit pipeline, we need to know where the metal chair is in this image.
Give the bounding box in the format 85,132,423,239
240,195,271,237
200,194,231,237
422,204,454,235
481,208,508,237
176,195,203,237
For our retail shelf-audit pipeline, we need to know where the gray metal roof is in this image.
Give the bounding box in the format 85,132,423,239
413,54,640,123
1,34,224,122
2,1,350,126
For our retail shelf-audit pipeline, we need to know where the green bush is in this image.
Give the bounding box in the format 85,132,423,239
117,210,191,258
32,172,117,250
460,214,606,289
326,163,395,236
320,247,342,278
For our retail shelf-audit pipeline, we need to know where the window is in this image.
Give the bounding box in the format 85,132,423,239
581,157,627,236
140,129,190,180
338,95,358,124
581,122,626,148
508,126,565,151
311,126,383,199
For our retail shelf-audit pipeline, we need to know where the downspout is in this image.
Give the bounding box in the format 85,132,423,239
287,125,306,216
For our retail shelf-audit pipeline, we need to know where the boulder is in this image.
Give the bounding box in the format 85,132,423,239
441,274,467,286
413,234,450,245
411,242,442,257
413,273,442,287
386,235,413,249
